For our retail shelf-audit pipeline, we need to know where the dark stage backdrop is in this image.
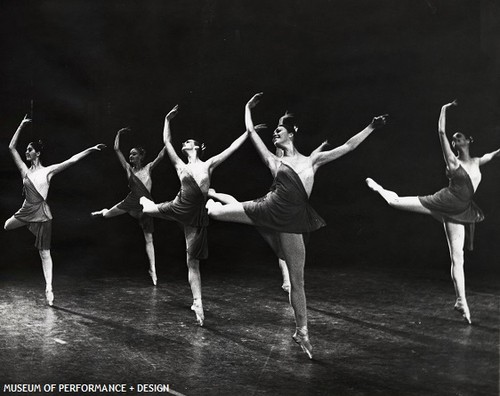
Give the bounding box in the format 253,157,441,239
0,1,499,279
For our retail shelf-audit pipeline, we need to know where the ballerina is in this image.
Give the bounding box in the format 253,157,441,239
366,100,500,324
140,105,254,326
210,139,331,294
206,93,387,358
91,127,165,285
4,115,106,306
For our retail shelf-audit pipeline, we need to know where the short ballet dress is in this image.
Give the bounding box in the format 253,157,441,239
418,165,484,250
13,176,53,250
243,162,326,258
156,168,209,260
117,172,154,233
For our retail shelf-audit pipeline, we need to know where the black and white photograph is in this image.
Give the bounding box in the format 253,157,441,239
0,1,499,395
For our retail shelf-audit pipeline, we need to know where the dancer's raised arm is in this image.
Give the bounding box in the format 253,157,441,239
46,143,106,178
438,101,460,171
478,148,500,166
149,147,166,170
163,105,184,169
311,115,387,170
114,127,131,173
9,115,31,176
207,124,266,171
245,93,278,171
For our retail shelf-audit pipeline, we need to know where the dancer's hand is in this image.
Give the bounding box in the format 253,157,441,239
166,105,179,121
117,127,130,134
443,100,458,108
20,114,32,126
246,93,263,109
370,114,388,129
254,123,267,132
92,144,107,151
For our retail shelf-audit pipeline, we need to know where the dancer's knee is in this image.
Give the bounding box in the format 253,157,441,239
143,232,153,244
4,217,19,230
39,249,51,261
450,251,464,267
186,255,199,269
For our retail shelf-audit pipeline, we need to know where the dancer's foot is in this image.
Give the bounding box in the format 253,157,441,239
205,198,222,213
365,177,382,192
90,209,105,218
191,301,204,326
139,197,156,214
207,188,217,198
454,299,472,324
281,282,290,293
292,327,313,359
45,289,54,306
149,269,157,286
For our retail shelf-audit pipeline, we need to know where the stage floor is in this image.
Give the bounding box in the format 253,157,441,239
0,260,498,395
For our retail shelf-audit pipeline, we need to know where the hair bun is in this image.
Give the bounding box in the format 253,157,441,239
29,139,44,153
278,111,298,133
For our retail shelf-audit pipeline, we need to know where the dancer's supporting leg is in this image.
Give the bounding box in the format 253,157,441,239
207,200,313,357
280,233,312,359
444,221,471,323
279,258,291,293
39,249,54,305
143,230,157,286
185,225,204,326
4,217,54,306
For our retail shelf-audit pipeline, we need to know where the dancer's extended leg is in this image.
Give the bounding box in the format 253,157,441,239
206,199,254,225
366,178,432,215
4,216,26,230
91,205,127,218
443,221,471,324
207,188,239,204
139,197,161,216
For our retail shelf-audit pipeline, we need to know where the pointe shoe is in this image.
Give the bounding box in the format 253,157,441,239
454,300,472,324
90,210,103,218
292,329,313,359
281,282,290,293
45,290,54,306
148,270,157,286
191,302,204,326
